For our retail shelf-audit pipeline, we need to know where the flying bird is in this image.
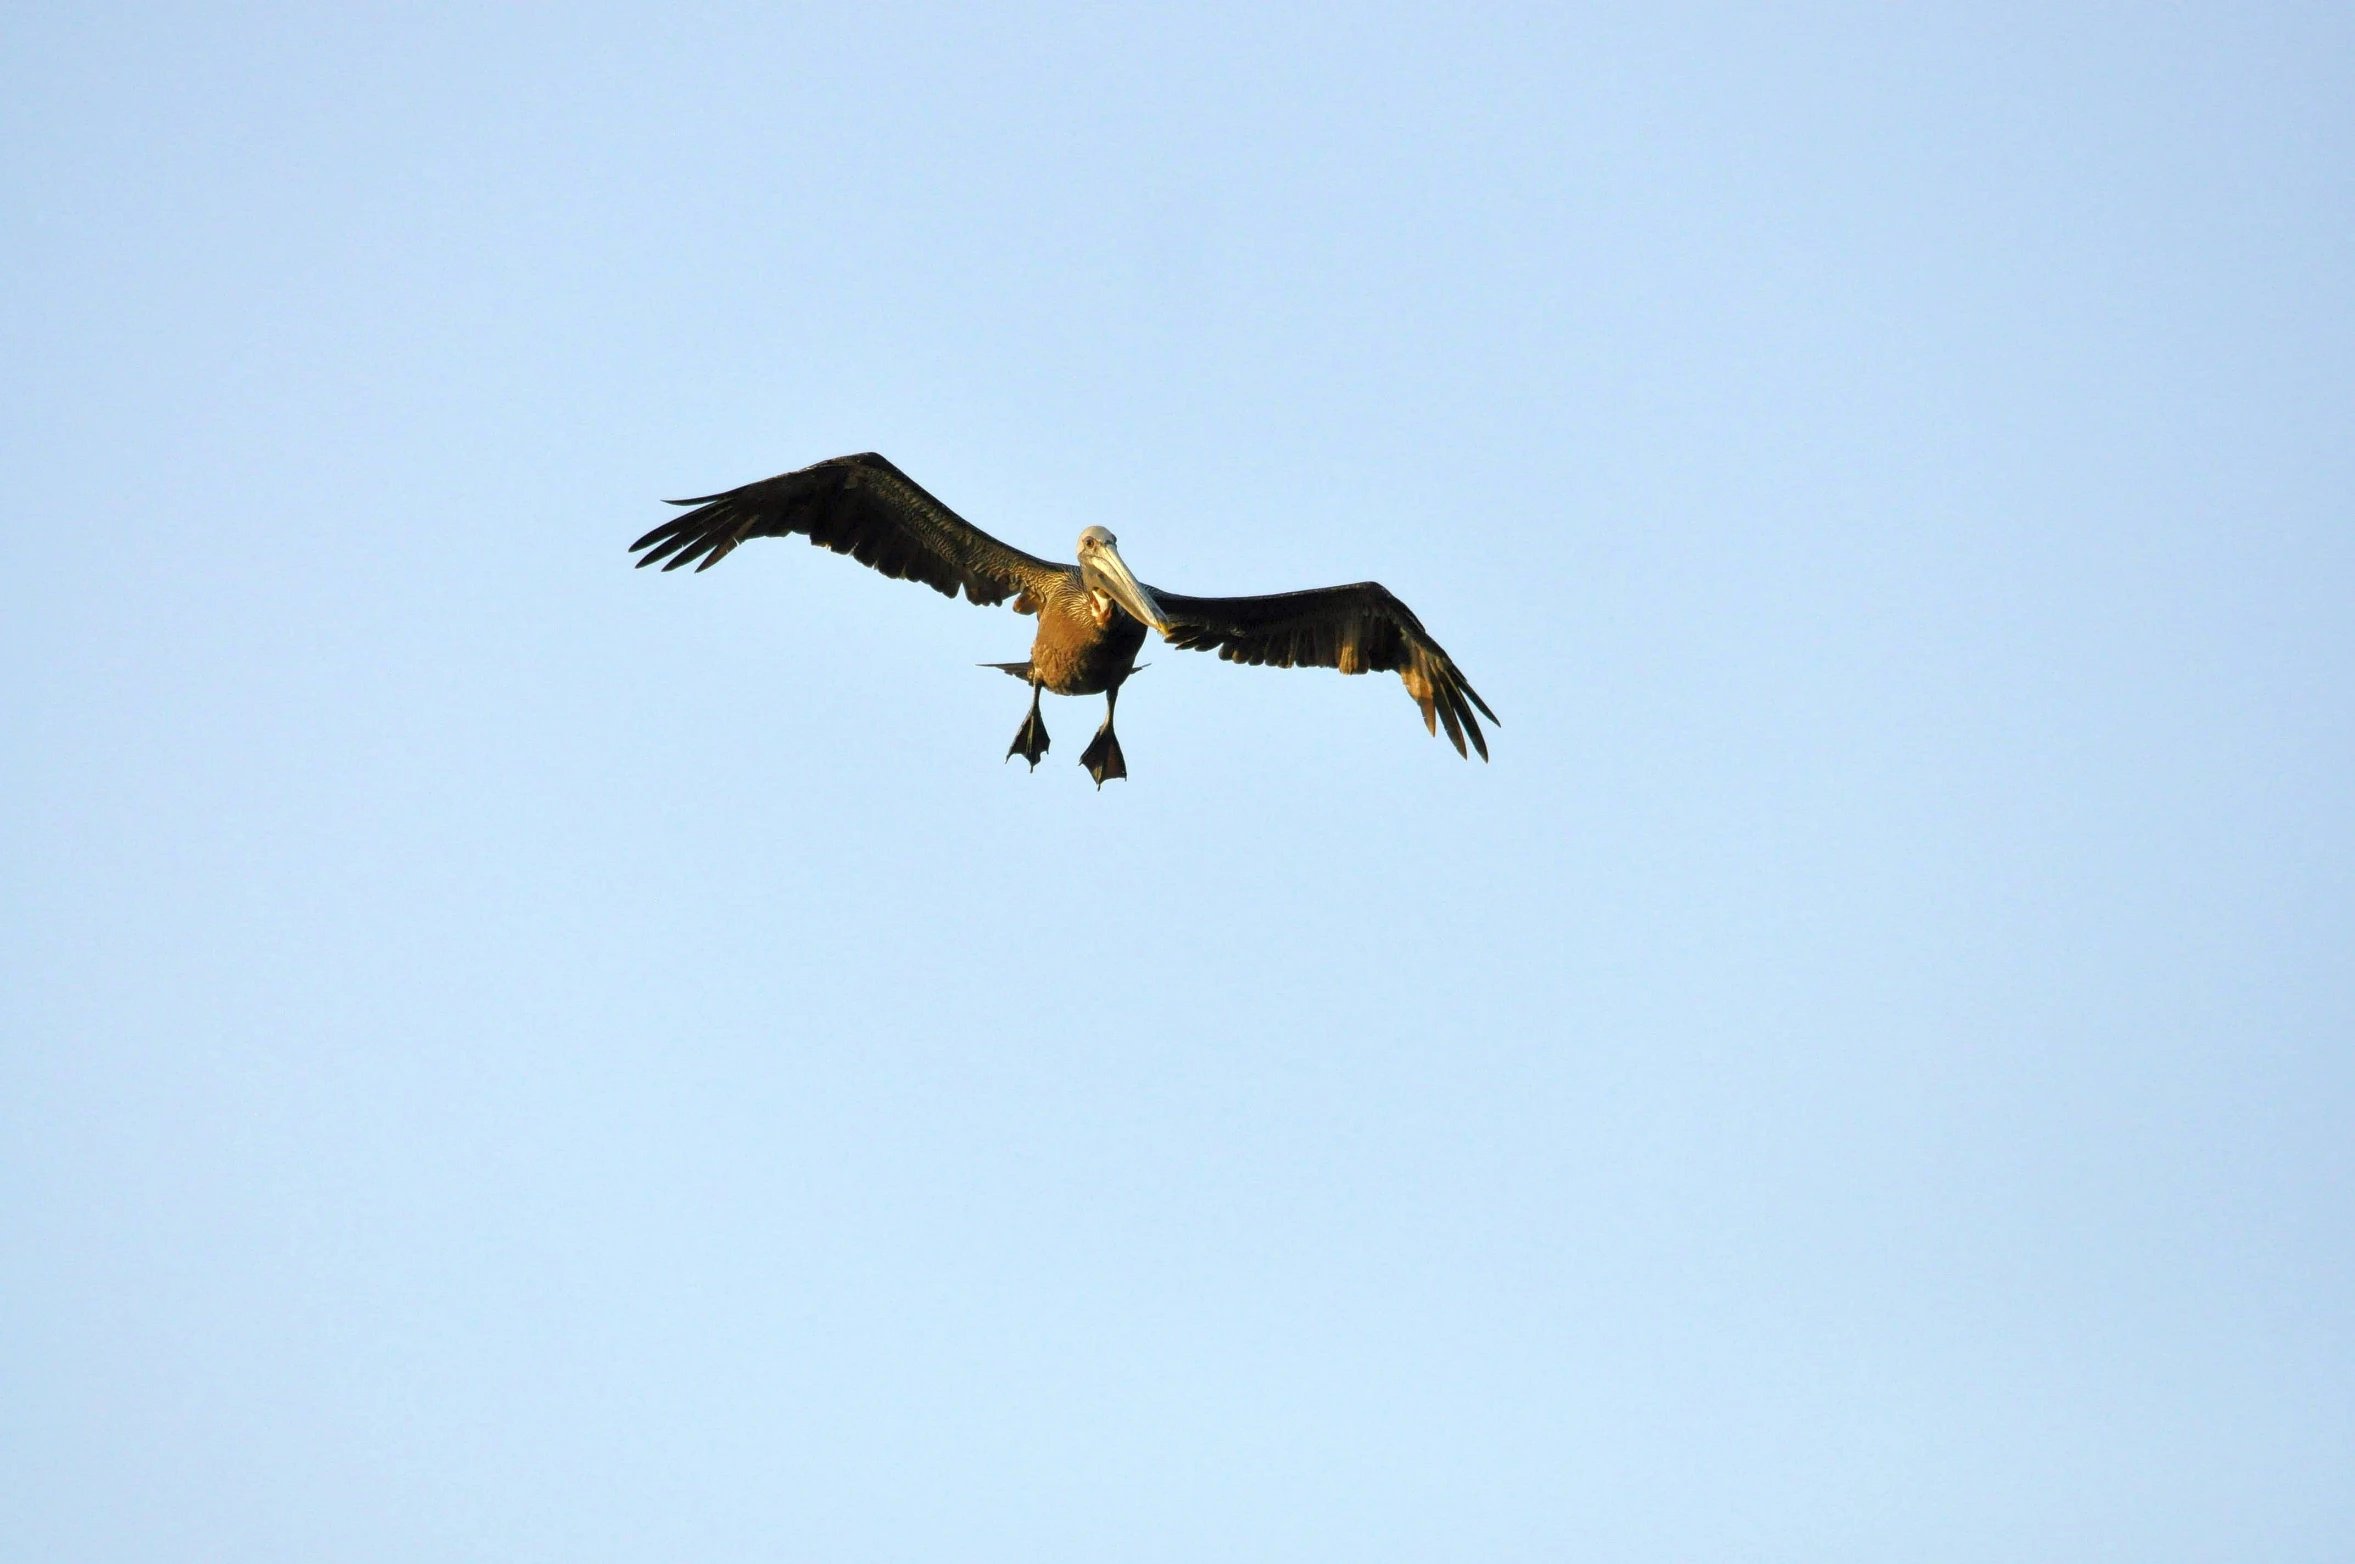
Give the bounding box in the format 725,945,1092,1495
628,452,1495,784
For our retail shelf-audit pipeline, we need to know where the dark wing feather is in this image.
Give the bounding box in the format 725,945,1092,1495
1151,581,1498,759
628,452,1068,608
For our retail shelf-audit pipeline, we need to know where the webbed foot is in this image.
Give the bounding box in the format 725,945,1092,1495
1079,724,1126,787
1006,688,1050,770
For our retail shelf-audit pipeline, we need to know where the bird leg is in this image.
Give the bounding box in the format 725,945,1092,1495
1079,685,1128,788
1006,680,1050,770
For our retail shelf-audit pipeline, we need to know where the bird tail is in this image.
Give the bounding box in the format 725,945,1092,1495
979,661,1034,680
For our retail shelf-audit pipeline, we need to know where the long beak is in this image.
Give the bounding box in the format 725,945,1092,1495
1090,543,1172,634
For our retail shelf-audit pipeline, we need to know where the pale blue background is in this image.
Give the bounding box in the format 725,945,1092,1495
5,4,2350,1559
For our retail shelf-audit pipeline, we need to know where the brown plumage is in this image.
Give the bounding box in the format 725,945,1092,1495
629,451,1496,780
1153,582,1496,761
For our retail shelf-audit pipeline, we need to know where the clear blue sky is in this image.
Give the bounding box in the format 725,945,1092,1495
5,4,2350,1559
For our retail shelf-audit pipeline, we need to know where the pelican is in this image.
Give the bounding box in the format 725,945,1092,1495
629,452,1495,783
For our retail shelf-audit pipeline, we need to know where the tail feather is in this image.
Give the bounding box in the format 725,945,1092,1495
980,661,1034,680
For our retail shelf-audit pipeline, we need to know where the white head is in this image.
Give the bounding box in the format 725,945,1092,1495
1075,527,1169,633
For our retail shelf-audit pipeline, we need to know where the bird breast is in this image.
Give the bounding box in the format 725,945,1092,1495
1028,581,1146,697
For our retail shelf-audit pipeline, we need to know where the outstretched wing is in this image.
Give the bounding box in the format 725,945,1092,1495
628,451,1069,609
1151,581,1498,759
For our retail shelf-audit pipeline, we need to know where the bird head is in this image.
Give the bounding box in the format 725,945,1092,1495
1077,527,1171,634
